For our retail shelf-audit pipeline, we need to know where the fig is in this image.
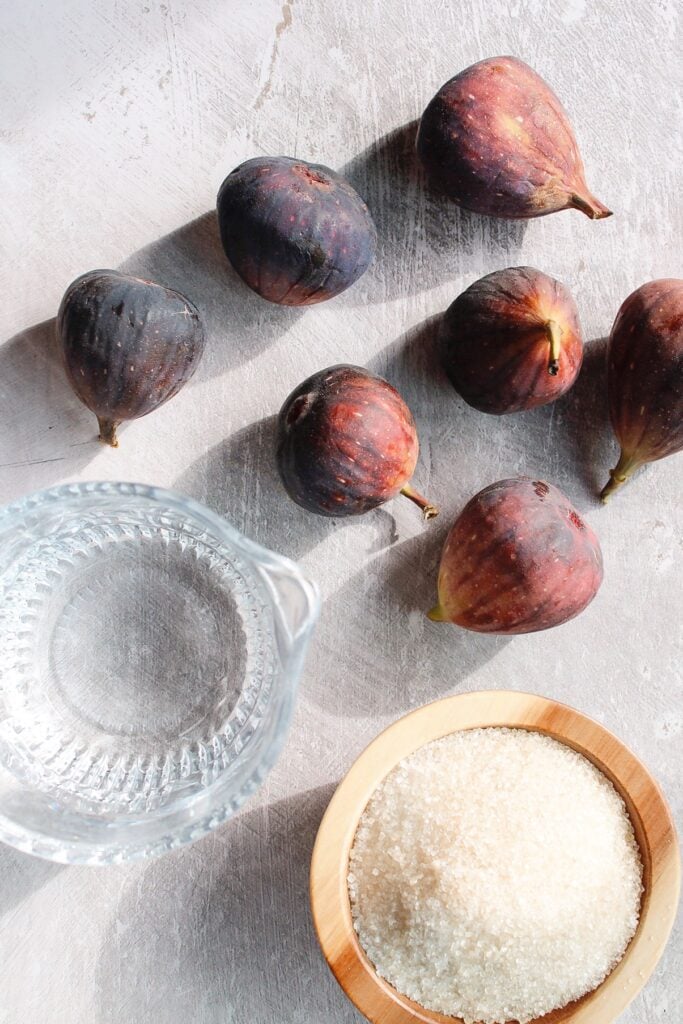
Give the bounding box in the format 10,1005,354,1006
216,157,377,305
429,478,603,634
276,365,437,519
57,270,204,447
601,279,683,501
440,267,583,414
417,56,611,220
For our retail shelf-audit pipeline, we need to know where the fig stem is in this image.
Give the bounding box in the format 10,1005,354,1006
400,485,439,520
570,192,613,220
428,604,448,622
545,320,562,376
97,416,120,448
600,450,642,503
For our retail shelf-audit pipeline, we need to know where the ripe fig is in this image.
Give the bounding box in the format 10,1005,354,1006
429,478,603,634
57,270,204,447
216,157,377,305
440,267,583,414
277,365,437,519
601,279,683,501
417,56,611,220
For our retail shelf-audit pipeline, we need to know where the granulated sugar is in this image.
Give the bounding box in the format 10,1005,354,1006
348,727,643,1024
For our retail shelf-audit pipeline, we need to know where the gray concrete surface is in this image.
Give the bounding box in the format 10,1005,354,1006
0,1,681,1021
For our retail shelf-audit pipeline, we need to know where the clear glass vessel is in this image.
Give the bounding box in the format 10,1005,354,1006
0,482,319,864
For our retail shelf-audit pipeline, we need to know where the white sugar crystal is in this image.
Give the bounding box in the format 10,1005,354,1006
348,728,643,1024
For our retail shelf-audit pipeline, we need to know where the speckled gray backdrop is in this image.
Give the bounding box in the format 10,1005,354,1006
0,1,681,1021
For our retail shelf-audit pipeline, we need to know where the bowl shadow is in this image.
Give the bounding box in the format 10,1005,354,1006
120,211,304,379
95,785,359,1024
0,844,65,922
0,318,98,499
340,121,528,306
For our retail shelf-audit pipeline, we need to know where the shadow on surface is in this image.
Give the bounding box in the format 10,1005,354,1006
472,334,614,512
555,337,613,504
96,785,356,1024
0,844,64,921
120,212,303,378
0,318,97,493
173,415,339,562
367,321,613,514
303,523,512,718
297,331,612,721
173,413,402,564
367,311,450,408
341,120,528,305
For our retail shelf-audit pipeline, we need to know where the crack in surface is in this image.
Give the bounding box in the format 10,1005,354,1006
253,0,294,111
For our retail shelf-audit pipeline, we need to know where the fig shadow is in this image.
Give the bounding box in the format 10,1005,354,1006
470,335,615,512
120,211,303,379
367,311,451,406
340,120,529,306
173,389,515,723
556,336,614,502
174,415,341,563
95,785,348,1024
370,317,614,514
0,318,97,500
175,412,411,563
304,523,512,719
300,325,614,722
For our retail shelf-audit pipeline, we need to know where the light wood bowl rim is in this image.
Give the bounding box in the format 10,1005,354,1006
310,690,680,1024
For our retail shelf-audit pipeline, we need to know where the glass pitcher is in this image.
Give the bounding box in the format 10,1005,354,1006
0,481,319,863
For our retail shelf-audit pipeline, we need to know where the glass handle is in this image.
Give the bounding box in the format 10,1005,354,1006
259,559,320,645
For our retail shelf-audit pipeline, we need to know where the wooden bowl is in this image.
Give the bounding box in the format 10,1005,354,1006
310,690,680,1024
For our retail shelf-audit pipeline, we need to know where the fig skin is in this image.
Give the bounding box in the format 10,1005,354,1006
216,157,377,306
440,267,583,414
57,270,204,447
429,478,603,634
601,279,683,501
277,365,437,519
416,56,611,221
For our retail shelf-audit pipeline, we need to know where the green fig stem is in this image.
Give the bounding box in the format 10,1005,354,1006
428,604,448,622
97,416,120,448
600,450,643,503
570,192,613,220
400,485,439,520
545,320,562,376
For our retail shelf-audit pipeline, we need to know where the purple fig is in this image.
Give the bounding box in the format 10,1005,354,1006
429,478,603,634
440,267,583,413
417,56,611,220
217,157,377,305
57,270,204,447
277,365,437,519
601,279,683,501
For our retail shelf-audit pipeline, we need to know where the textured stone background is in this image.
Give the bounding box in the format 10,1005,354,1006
0,1,681,1021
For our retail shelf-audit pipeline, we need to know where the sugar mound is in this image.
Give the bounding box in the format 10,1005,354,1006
348,727,643,1024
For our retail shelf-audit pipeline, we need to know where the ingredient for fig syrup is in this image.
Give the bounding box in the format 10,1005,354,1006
440,267,583,413
216,157,377,305
417,56,611,220
349,727,643,1024
57,270,205,447
276,365,438,519
601,279,683,502
429,477,602,633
